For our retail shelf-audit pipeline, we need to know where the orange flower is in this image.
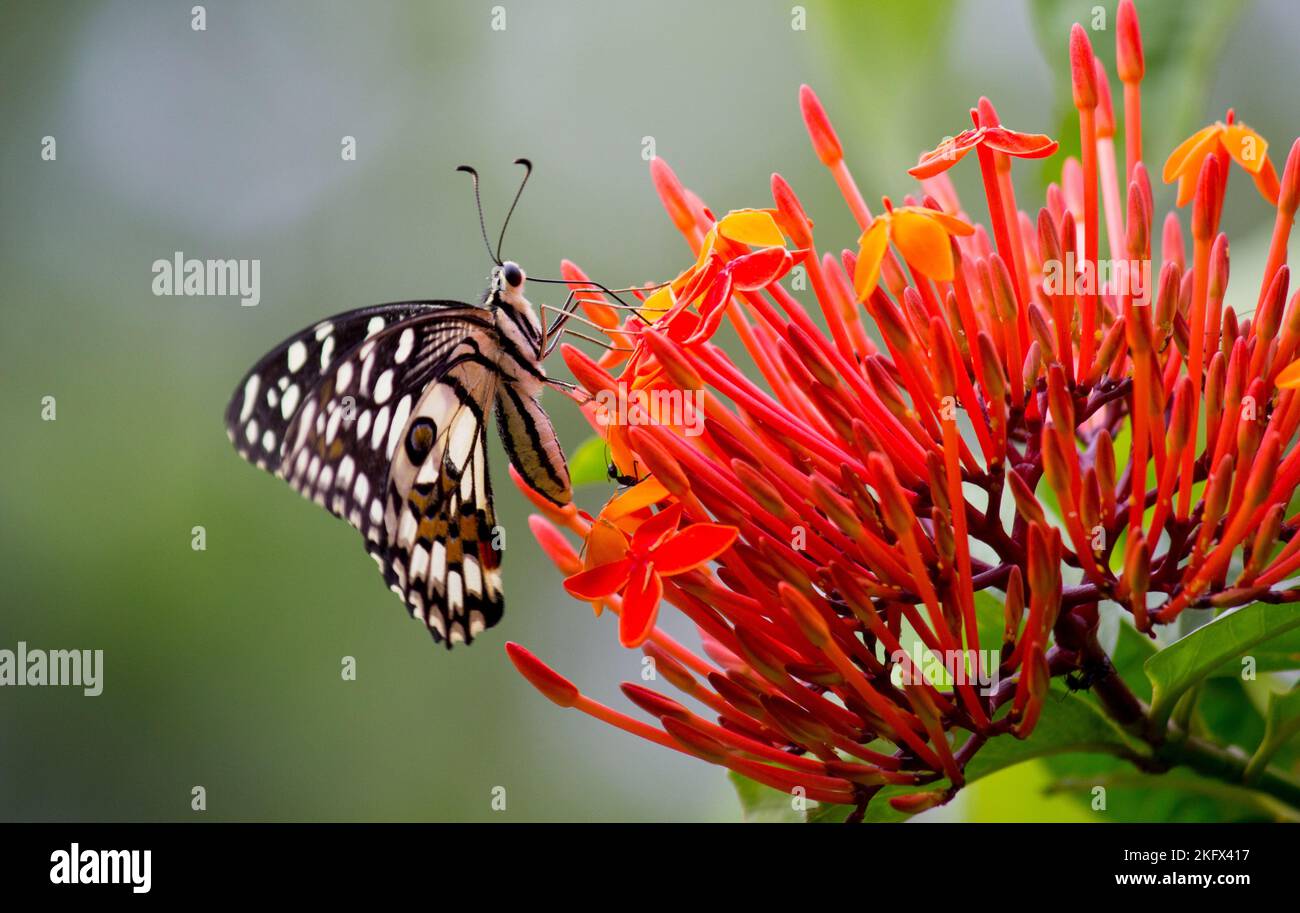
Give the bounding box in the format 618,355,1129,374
1162,115,1280,206
852,203,974,301
563,504,738,647
908,124,1057,180
656,209,796,344
1277,357,1300,389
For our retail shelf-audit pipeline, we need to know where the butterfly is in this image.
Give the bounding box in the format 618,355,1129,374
224,161,618,648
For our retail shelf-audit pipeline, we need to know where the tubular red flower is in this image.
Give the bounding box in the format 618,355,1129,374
506,8,1300,820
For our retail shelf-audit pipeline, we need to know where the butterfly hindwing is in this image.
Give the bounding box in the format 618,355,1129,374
381,355,504,645
495,383,572,507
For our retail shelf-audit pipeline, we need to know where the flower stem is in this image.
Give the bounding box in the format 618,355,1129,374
1068,613,1300,814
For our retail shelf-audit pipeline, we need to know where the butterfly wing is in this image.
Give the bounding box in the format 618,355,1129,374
225,300,477,475
383,355,505,646
226,302,507,647
495,382,572,507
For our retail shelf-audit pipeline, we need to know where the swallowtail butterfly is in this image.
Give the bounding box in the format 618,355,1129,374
225,161,588,648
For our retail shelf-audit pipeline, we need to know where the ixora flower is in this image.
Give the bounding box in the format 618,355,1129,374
509,0,1300,821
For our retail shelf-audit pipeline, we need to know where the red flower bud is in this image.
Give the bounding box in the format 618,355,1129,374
1069,24,1098,110
506,643,580,708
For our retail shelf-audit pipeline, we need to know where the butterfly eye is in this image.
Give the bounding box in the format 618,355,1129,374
502,262,523,289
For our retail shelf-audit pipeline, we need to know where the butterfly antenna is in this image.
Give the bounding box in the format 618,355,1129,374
496,157,532,263
456,164,501,266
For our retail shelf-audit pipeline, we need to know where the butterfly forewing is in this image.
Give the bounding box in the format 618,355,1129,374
275,307,493,532
225,300,473,474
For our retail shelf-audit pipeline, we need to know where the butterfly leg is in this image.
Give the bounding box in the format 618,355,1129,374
543,377,593,403
541,304,636,358
540,283,665,359
540,289,585,358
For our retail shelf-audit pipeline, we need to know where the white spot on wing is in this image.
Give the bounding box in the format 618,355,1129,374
431,540,447,581
240,375,260,422
398,510,417,547
448,572,464,614
447,408,476,469
280,384,300,419
410,542,430,580
335,360,353,393
386,395,412,459
463,556,482,596
370,405,390,451
287,341,308,373
395,328,415,363
374,369,394,404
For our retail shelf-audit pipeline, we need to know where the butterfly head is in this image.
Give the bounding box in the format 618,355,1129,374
490,260,532,311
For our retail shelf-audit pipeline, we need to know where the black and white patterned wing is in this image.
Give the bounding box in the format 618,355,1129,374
225,300,475,475
495,382,572,507
227,302,510,648
382,355,505,646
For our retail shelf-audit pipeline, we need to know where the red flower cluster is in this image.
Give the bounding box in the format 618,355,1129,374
507,0,1300,817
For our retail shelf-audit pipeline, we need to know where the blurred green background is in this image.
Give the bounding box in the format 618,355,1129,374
1,0,1294,822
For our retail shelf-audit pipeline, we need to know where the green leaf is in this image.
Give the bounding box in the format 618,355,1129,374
860,685,1138,822
1194,677,1265,753
728,772,803,823
1208,625,1300,676
1044,769,1300,823
1246,684,1300,783
1145,603,1300,729
567,434,609,487
805,801,855,824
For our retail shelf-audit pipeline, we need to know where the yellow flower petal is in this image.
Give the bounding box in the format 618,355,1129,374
691,227,717,272
1162,124,1219,184
1276,357,1300,389
891,211,956,281
1222,123,1269,175
639,285,675,322
716,209,786,248
853,218,890,302
603,477,671,520
899,206,975,238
